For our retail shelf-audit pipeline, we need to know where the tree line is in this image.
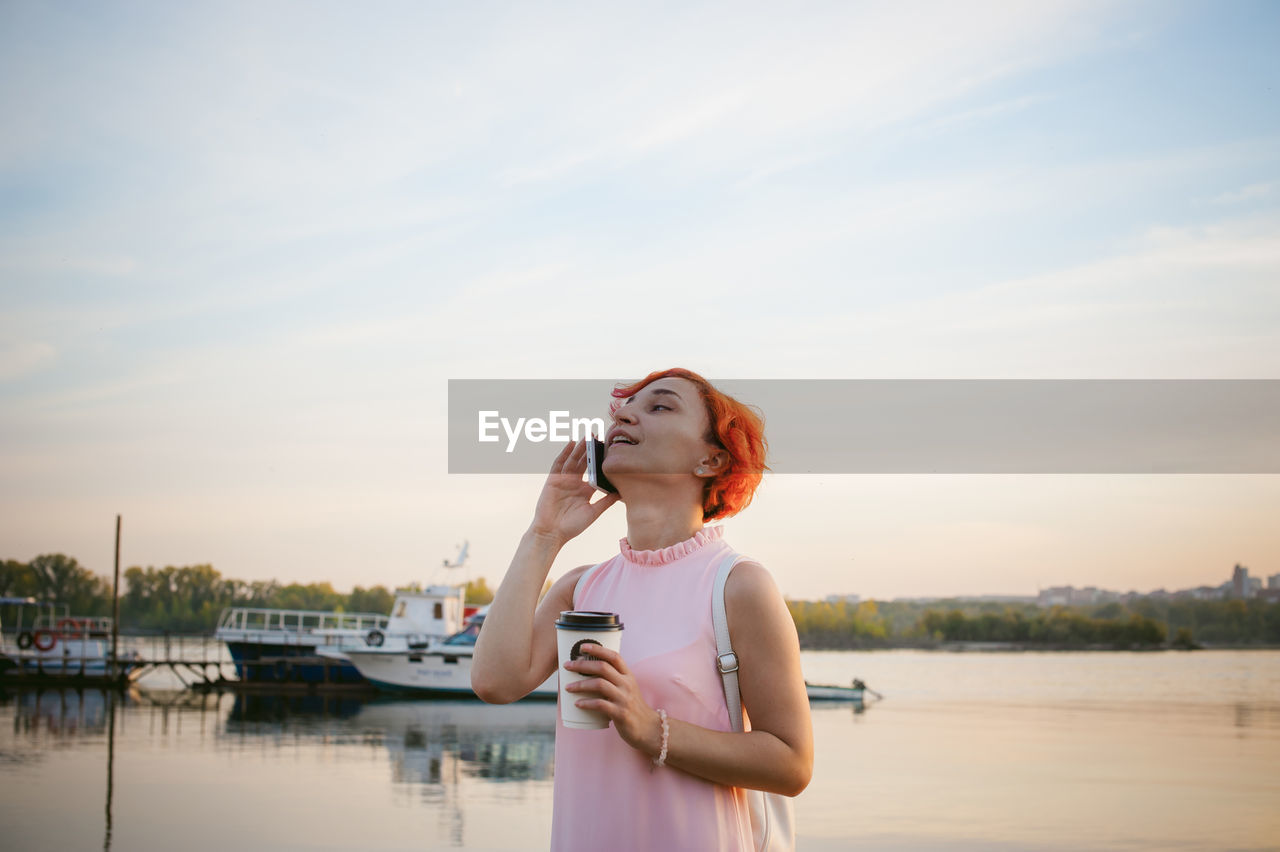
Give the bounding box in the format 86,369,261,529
787,596,1280,649
1,554,493,633
5,554,1278,647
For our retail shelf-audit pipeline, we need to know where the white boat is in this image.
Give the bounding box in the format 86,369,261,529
0,598,142,681
315,584,467,659
343,614,559,698
215,586,466,684
216,543,475,685
804,679,868,702
214,605,390,684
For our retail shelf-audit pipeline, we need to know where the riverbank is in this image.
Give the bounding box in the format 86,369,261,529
797,639,1280,652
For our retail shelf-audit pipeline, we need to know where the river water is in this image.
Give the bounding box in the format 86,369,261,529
1,650,1277,851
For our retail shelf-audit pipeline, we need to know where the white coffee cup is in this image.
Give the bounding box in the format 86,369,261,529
555,611,625,730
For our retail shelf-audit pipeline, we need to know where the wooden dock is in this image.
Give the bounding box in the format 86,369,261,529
2,633,375,695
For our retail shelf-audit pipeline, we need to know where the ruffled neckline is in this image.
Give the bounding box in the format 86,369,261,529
619,525,724,566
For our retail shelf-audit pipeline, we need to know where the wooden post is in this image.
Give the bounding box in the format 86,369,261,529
111,514,121,682
104,689,116,849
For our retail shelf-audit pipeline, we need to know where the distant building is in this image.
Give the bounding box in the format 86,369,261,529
1037,585,1110,607
1232,564,1253,599
1076,587,1103,605
824,594,861,606
1037,586,1072,607
962,595,1038,603
867,567,1276,608
889,595,1036,604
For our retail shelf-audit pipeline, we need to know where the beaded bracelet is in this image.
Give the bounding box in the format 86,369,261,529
652,708,670,768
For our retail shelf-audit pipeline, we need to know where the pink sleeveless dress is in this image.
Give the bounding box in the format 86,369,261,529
550,525,754,852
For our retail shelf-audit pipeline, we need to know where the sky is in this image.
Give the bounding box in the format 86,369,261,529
1,0,1277,601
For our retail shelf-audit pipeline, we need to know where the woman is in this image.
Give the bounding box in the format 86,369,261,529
472,368,812,851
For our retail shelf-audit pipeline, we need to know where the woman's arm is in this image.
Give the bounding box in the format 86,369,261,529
564,561,814,796
471,440,619,704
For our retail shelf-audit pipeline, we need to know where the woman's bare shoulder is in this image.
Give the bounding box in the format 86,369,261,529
541,563,600,612
559,563,598,584
543,563,596,589
724,559,800,655
724,559,784,610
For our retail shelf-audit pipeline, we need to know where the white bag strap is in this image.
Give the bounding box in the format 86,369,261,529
572,561,607,609
714,551,795,852
712,552,747,732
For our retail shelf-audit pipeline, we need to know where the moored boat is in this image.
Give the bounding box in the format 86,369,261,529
804,678,869,702
314,585,467,661
215,585,469,685
214,605,389,684
1,598,142,683
215,543,476,685
342,613,559,698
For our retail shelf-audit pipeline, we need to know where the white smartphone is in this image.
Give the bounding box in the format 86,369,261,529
586,439,617,494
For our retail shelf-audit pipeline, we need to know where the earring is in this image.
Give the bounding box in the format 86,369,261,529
695,467,706,475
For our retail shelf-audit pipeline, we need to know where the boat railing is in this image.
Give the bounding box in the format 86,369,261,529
215,607,390,636
3,630,116,675
30,614,114,634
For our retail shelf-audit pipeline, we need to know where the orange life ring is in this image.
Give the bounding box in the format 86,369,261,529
33,629,58,651
57,617,85,637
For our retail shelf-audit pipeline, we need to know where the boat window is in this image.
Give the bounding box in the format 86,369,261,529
443,622,481,646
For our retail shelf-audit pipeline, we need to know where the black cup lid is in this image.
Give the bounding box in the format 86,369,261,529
555,611,624,629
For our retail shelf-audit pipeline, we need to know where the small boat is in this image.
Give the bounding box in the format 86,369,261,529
215,544,474,685
315,585,467,660
214,604,390,684
1,598,142,683
215,586,469,685
804,678,870,702
342,613,558,698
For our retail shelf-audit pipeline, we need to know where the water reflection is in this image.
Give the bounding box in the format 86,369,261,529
227,692,367,722
104,690,116,852
358,699,557,847
1,686,558,851
7,686,111,740
0,687,119,850
220,694,557,849
359,699,557,784
217,693,558,783
7,652,1273,851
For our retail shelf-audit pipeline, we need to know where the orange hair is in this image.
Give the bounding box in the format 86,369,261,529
610,368,768,521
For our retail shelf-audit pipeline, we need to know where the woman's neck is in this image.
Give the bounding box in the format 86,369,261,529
622,497,706,553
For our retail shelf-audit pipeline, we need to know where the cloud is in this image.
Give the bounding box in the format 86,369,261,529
1212,182,1277,205
774,213,1280,378
0,253,138,277
909,93,1053,136
463,1,1123,187
0,339,55,381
